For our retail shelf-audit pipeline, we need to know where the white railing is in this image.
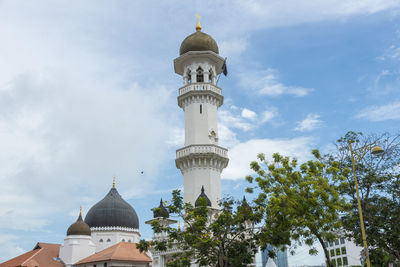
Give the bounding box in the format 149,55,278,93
179,83,222,96
176,144,228,158
91,226,139,233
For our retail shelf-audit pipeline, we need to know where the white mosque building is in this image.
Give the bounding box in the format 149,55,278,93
0,18,229,267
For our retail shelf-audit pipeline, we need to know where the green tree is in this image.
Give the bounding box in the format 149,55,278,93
332,131,400,264
246,150,350,267
137,190,262,267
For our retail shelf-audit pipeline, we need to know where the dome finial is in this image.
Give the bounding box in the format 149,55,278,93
79,206,82,216
113,176,116,188
195,13,202,32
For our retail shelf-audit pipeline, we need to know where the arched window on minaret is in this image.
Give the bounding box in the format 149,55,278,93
186,69,192,84
196,67,204,83
209,68,214,83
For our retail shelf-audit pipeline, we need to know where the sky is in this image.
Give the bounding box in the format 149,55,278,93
0,0,400,265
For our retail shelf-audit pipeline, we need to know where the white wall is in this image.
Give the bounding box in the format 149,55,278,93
91,230,140,252
59,235,96,267
183,167,221,207
326,238,362,266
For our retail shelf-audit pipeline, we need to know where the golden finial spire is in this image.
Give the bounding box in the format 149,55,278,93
79,206,82,216
195,13,202,31
113,176,116,188
178,221,181,231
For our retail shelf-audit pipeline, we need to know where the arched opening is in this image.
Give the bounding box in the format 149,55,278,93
200,104,202,114
122,239,125,242
99,239,103,243
186,69,191,84
107,238,111,242
209,68,214,83
196,67,204,83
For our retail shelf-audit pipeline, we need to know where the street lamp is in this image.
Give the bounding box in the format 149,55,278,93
348,140,384,267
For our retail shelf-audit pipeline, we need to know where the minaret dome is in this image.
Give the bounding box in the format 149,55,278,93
67,207,91,236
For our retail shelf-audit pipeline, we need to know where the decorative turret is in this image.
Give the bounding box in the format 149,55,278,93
59,207,96,267
146,199,177,243
174,17,229,208
153,199,169,218
239,196,253,214
67,207,91,236
195,186,212,207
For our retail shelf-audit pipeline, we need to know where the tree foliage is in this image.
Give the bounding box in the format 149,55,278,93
331,131,400,264
246,150,350,267
137,190,262,267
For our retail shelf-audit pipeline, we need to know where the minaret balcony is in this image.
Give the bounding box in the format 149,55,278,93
178,83,224,108
179,82,222,96
175,144,229,171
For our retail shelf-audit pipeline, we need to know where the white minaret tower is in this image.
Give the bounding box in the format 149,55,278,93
174,17,229,208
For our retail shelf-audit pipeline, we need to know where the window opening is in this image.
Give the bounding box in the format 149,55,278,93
209,68,213,83
196,67,204,83
343,257,348,266
99,239,103,243
200,104,202,114
187,69,191,84
107,238,111,242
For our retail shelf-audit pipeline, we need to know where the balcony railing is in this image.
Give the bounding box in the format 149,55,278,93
176,144,228,158
179,83,222,96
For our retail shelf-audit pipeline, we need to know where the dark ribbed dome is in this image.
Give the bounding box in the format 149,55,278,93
85,187,139,229
67,211,91,236
195,186,212,207
180,31,219,56
153,198,169,218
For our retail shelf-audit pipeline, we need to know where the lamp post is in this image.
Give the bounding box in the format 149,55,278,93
348,140,384,267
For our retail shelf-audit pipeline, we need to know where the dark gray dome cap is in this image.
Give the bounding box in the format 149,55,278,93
84,187,139,229
195,186,212,207
153,198,169,218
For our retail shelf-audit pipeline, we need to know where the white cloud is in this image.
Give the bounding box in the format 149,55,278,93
167,128,185,147
212,0,400,39
222,137,314,180
0,234,26,262
219,109,255,132
218,38,248,60
0,73,175,231
218,124,240,148
295,114,323,132
261,109,277,123
241,108,257,120
356,100,400,121
0,0,398,260
218,107,279,148
239,69,312,97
